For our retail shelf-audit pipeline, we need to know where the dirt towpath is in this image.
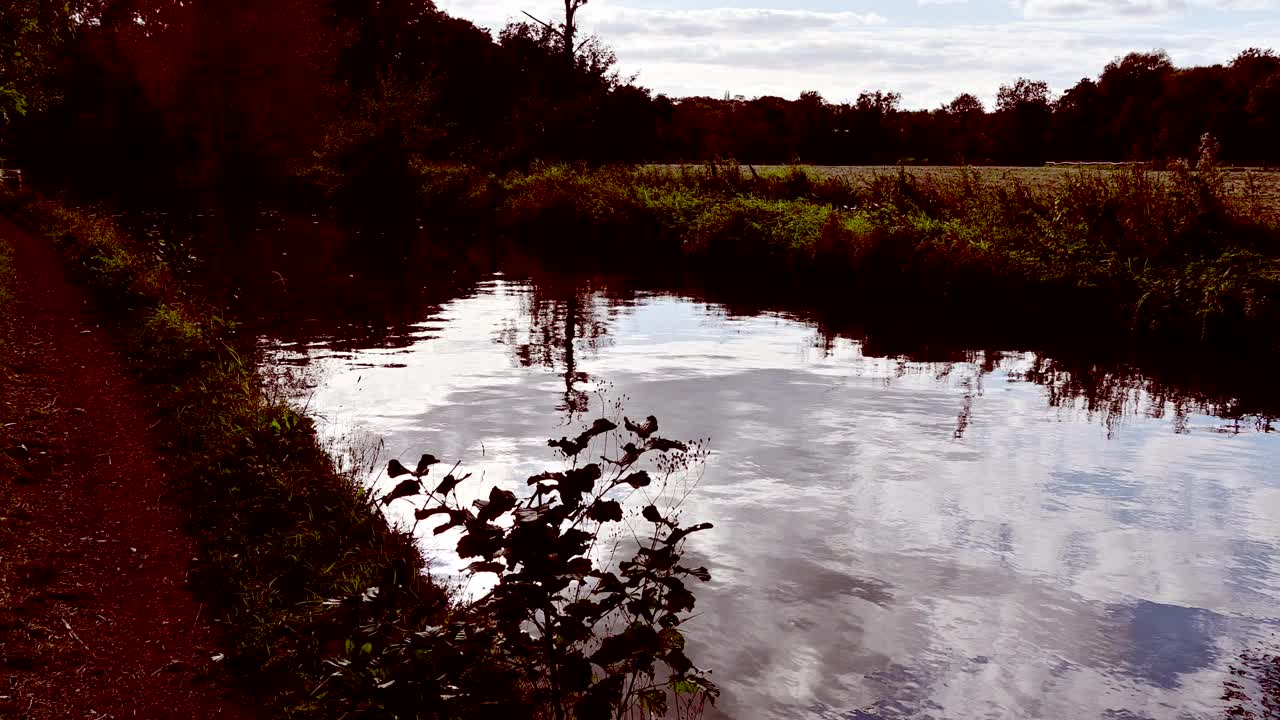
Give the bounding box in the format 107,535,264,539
0,216,254,719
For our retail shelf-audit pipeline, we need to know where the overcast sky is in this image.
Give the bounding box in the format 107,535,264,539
433,0,1279,109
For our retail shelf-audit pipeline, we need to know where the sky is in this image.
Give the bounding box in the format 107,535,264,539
432,0,1280,109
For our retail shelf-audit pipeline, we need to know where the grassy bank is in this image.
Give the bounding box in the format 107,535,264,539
0,193,455,716
418,162,1280,352
0,191,719,719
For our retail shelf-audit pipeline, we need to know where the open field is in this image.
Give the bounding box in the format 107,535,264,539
736,165,1280,217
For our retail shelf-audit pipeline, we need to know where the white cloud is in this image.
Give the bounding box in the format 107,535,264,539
434,0,1279,108
1011,0,1278,17
1012,0,1188,18
593,7,887,39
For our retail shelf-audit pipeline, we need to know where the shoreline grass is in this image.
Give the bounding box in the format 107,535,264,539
0,191,451,717
414,162,1280,353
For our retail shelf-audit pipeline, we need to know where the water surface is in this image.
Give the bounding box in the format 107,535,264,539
234,222,1280,720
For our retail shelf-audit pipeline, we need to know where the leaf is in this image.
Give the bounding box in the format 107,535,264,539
602,442,643,466
638,688,668,716
677,565,712,582
672,678,703,696
619,470,651,488
527,470,564,486
432,509,470,534
624,415,658,439
662,580,697,613
415,454,440,475
465,561,506,575
475,487,517,524
590,571,625,595
642,505,664,524
381,479,420,505
387,459,412,478
591,625,661,668
647,437,688,453
665,522,714,545
582,417,618,439
548,436,588,456
586,499,623,523
558,464,602,508
564,598,602,619
457,523,504,560
664,649,694,674
414,507,451,521
557,529,593,558
566,464,602,487
434,472,470,495
512,505,551,523
627,593,658,623
564,556,593,576
659,627,686,652
637,545,680,572
552,418,618,458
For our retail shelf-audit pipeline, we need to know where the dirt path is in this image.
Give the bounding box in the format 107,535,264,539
0,216,254,719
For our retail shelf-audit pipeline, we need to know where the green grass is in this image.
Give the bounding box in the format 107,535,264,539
0,193,456,717
415,161,1280,351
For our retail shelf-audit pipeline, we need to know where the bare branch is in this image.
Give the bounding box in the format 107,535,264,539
521,11,563,36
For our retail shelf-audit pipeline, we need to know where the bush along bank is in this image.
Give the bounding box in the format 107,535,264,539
0,192,720,719
417,161,1280,353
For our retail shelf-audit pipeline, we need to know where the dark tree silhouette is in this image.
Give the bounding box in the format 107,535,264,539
2,1,1277,203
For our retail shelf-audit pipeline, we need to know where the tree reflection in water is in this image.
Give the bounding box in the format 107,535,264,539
805,332,1277,439
496,278,616,421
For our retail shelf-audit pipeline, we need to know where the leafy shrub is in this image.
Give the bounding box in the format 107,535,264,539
322,411,719,719
3,189,722,719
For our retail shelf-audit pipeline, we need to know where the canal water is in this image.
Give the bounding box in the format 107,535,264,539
219,218,1279,719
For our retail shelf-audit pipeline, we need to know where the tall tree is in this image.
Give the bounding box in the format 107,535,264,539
523,0,589,80
995,78,1052,164
942,93,987,164
1097,50,1174,159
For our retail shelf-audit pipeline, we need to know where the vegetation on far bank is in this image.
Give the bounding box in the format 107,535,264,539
735,164,1280,218
0,191,718,718
3,0,1278,360
405,156,1280,353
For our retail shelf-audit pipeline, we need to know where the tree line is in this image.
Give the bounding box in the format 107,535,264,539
1,0,1277,207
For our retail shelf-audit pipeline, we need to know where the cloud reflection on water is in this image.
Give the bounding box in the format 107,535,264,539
266,279,1280,720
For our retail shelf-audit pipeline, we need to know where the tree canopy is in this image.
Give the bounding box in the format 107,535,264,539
0,2,1276,203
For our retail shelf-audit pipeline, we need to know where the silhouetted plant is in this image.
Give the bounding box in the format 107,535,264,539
327,408,718,719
